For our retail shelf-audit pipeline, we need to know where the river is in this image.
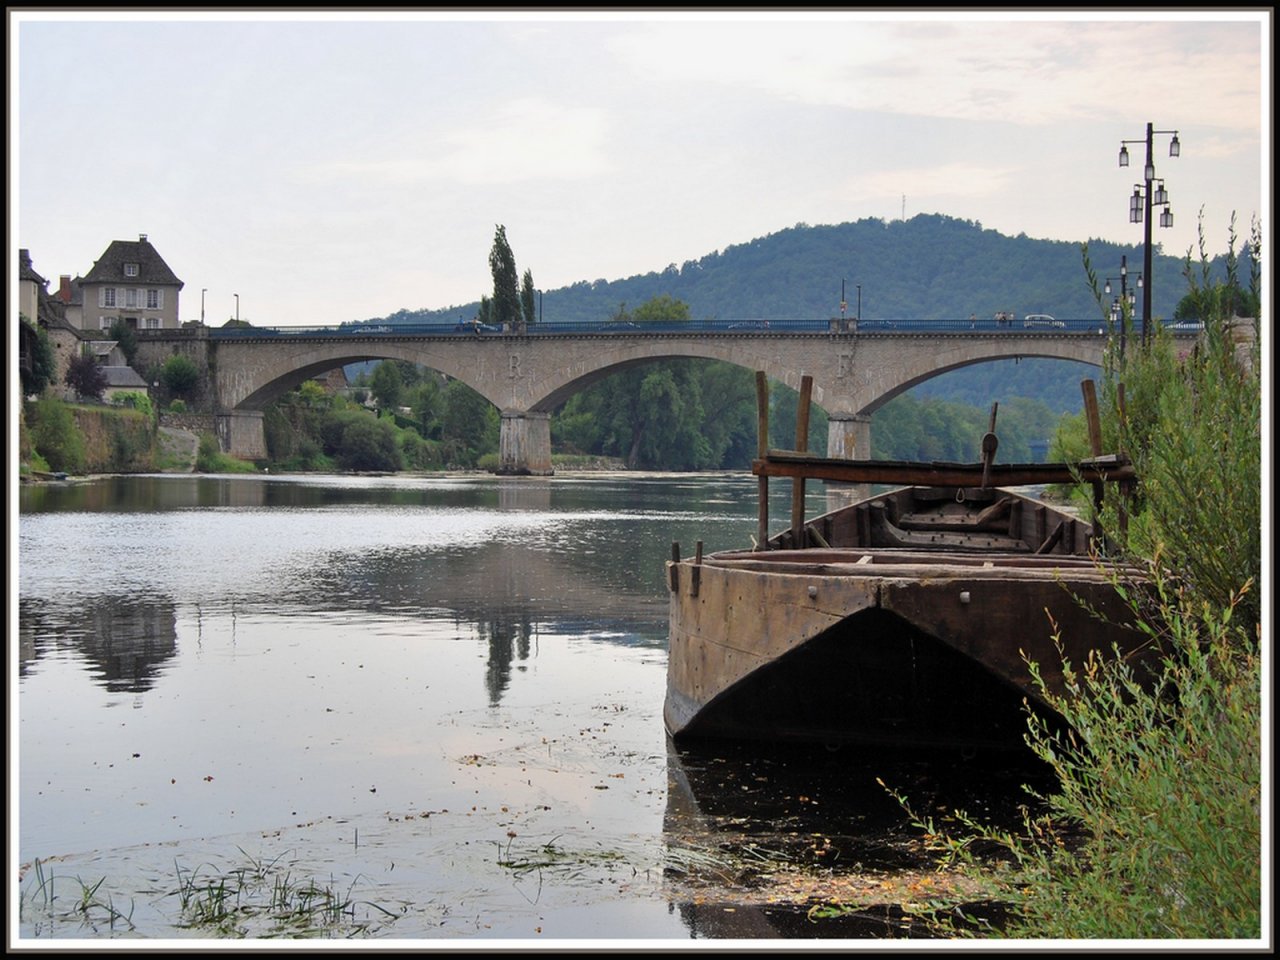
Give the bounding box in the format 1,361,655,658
14,472,1045,944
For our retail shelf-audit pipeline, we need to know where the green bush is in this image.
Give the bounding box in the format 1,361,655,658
29,395,86,473
335,416,403,472
168,399,187,414
113,391,155,419
195,433,256,473
400,429,442,470
161,354,201,400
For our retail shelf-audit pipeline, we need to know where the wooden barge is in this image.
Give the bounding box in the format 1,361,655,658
663,375,1154,751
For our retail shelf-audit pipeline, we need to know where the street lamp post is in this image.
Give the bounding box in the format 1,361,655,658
1103,255,1142,358
1118,122,1180,344
856,284,862,326
201,288,207,325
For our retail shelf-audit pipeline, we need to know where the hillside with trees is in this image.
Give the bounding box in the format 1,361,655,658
353,214,1239,425
362,214,1207,328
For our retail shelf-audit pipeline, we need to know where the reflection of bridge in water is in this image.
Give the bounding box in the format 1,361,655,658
134,319,1169,475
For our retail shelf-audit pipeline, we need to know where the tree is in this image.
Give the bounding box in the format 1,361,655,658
440,379,498,466
488,224,521,329
161,354,200,400
521,268,537,327
108,318,139,365
20,316,56,397
336,416,404,472
64,349,107,401
369,360,404,411
632,294,690,324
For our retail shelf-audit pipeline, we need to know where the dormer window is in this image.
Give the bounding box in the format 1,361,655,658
124,263,139,278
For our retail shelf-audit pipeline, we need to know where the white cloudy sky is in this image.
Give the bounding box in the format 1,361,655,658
10,9,1269,328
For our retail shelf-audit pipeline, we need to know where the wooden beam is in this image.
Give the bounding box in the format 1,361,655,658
753,451,1135,486
790,375,813,544
755,371,769,551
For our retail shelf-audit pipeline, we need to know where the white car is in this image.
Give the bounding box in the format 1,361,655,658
1023,314,1064,328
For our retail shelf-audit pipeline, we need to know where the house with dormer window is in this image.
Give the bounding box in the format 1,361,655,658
77,234,184,331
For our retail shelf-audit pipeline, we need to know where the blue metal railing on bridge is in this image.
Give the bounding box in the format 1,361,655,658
203,316,1174,339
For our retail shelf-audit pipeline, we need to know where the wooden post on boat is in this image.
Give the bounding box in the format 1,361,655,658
755,371,769,551
790,375,813,545
980,402,999,489
1081,379,1105,519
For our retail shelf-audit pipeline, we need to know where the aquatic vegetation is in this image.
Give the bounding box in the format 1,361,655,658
170,848,402,938
19,858,136,937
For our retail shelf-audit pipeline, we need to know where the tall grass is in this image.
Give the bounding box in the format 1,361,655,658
886,217,1264,941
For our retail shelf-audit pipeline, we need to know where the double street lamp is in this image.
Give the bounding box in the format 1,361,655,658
1118,121,1180,343
1103,255,1142,357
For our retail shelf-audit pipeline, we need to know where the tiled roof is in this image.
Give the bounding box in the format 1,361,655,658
102,366,150,388
82,237,183,288
19,248,48,286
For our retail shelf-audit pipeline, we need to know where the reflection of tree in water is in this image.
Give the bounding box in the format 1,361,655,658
18,594,178,693
476,611,534,705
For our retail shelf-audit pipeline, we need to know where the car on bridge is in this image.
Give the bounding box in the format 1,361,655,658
727,320,771,330
1023,314,1065,328
454,321,501,334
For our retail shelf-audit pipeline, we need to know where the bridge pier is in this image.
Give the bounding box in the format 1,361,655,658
824,413,873,508
498,410,553,476
826,413,871,460
217,410,267,461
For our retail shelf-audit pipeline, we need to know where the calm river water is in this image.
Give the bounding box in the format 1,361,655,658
14,472,1044,945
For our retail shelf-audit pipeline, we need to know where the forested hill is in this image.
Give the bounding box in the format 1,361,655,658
370,213,1195,328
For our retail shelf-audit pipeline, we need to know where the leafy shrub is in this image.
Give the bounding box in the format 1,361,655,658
335,416,403,472
887,220,1263,941
195,433,256,473
29,395,86,473
161,354,201,400
113,391,155,419
64,351,107,401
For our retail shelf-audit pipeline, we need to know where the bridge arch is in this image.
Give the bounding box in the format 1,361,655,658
853,346,1105,416
183,328,1122,471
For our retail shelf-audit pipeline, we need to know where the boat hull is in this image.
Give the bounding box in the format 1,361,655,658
664,488,1153,750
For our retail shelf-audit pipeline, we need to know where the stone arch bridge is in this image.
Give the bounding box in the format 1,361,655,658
136,326,1120,474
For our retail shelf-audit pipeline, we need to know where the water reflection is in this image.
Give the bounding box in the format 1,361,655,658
18,594,178,693
479,612,535,704
662,736,1047,939
20,473,991,940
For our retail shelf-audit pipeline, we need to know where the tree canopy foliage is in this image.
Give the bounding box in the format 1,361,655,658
64,349,107,401
488,224,521,329
20,316,56,397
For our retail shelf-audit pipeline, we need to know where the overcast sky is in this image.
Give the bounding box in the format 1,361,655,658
10,9,1270,328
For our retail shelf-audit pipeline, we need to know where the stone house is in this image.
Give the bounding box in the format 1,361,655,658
74,234,184,332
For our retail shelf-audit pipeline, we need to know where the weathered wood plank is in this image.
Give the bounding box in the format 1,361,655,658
753,452,1135,486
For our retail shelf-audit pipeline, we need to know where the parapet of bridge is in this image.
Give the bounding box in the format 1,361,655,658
137,325,1117,474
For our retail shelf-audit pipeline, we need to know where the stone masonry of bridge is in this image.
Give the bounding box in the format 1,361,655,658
134,329,1113,474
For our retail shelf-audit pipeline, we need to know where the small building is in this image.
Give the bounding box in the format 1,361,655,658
77,234,184,332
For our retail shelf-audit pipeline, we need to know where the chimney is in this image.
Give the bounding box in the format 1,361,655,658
58,275,72,303
139,233,148,242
